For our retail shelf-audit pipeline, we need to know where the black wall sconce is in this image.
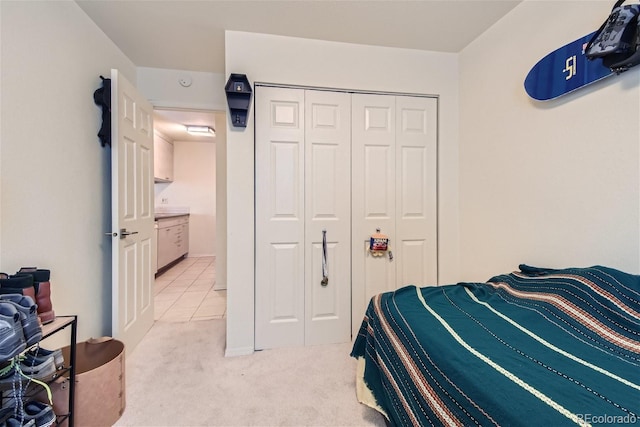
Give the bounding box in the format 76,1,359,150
225,74,252,128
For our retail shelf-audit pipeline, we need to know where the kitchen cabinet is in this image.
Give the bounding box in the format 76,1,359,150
154,134,174,182
157,215,189,270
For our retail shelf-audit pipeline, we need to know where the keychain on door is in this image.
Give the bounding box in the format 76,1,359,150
368,228,393,261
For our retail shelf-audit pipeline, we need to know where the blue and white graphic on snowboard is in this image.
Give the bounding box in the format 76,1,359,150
525,32,615,101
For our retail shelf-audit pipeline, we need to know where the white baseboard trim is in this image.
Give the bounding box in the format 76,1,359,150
225,346,254,357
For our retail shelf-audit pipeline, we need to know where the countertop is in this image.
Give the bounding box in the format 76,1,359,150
155,213,190,220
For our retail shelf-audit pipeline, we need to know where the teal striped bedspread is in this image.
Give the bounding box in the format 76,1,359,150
350,265,640,426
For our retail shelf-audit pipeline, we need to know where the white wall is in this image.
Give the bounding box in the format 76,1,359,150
225,31,461,356
459,0,640,281
155,140,217,257
137,67,227,111
0,1,137,343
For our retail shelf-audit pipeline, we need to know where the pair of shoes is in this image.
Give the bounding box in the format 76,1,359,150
0,405,37,427
0,303,27,360
16,353,57,382
0,275,36,304
1,295,42,347
0,401,54,427
0,272,51,327
0,404,35,426
0,352,58,392
27,347,64,371
0,269,55,325
15,269,54,325
0,295,42,359
0,416,36,427
22,401,55,427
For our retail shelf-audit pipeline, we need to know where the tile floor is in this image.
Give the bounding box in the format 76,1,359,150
153,256,226,322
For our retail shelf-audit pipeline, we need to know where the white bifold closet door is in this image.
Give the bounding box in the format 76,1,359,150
351,94,438,336
255,86,438,349
255,87,351,349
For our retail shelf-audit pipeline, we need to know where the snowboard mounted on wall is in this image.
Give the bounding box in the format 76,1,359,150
524,31,615,101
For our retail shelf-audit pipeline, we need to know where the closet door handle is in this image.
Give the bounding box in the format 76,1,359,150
321,229,328,286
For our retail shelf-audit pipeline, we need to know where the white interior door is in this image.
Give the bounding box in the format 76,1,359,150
255,87,305,349
110,69,155,353
304,90,351,346
351,93,397,334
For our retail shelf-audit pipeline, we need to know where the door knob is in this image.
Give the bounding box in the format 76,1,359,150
105,229,138,239
119,228,139,239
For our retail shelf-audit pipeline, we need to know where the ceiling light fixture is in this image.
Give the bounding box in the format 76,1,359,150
185,125,215,137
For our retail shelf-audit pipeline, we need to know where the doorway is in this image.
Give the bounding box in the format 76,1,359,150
152,108,226,320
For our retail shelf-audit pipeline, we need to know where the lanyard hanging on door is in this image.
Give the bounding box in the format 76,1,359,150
321,229,329,286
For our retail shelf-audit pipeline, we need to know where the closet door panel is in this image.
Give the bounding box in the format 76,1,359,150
399,240,426,286
269,141,302,235
255,86,305,349
351,94,396,336
396,96,438,287
309,143,338,217
270,243,302,320
364,145,394,218
305,90,351,346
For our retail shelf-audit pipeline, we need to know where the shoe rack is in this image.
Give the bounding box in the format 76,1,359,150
1,315,77,427
41,316,77,427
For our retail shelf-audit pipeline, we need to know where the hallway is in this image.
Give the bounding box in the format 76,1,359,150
154,256,226,322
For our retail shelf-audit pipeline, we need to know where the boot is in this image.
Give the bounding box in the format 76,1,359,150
0,273,36,302
17,268,55,324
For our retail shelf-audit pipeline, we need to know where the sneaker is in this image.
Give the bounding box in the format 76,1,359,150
1,417,36,427
0,353,57,391
0,401,53,427
19,353,57,381
0,303,26,360
0,404,19,425
0,295,42,347
22,401,55,427
27,347,63,370
0,401,38,427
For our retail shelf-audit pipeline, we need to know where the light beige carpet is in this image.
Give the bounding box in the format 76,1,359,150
114,319,387,427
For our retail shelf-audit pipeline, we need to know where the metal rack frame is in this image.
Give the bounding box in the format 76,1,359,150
41,315,77,427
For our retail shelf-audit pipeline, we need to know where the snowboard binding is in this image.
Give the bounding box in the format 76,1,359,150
585,0,640,73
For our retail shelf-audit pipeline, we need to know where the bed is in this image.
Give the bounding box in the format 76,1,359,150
350,265,639,426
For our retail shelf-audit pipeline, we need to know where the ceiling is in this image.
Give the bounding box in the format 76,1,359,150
77,1,521,141
153,109,225,143
76,0,521,74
